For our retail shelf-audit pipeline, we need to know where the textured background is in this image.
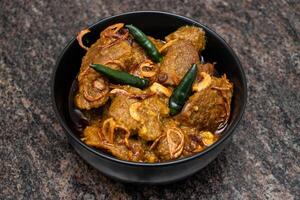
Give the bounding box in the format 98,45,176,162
1,0,299,199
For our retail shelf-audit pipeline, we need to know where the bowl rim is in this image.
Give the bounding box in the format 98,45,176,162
51,10,247,167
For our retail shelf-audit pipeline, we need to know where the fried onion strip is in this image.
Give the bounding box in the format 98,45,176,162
139,60,157,78
211,86,232,91
166,127,184,159
99,118,132,147
110,88,154,99
102,23,124,37
102,118,116,144
158,39,178,53
213,88,231,122
82,78,107,101
129,102,142,121
105,59,126,69
76,29,91,50
115,125,131,146
150,134,164,150
100,23,129,49
193,72,212,92
100,33,129,50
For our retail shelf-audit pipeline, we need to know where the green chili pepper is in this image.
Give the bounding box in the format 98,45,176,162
90,64,149,89
169,64,198,116
125,25,163,63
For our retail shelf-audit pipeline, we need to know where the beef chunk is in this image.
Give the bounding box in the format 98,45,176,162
165,26,206,52
176,75,233,132
159,40,200,85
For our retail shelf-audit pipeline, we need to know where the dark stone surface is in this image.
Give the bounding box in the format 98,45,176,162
0,0,299,199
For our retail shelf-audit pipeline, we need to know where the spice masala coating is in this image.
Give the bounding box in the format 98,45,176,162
75,23,233,162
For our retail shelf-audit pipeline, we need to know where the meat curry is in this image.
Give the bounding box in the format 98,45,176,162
73,23,233,162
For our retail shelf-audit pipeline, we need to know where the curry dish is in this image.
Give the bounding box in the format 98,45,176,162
73,23,233,162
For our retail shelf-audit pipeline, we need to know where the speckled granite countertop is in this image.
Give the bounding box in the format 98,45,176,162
1,0,299,199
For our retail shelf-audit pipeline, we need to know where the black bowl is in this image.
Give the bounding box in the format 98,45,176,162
52,11,247,184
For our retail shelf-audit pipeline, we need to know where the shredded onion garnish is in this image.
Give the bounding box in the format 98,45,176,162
139,60,157,78
102,118,116,144
76,29,91,50
158,39,178,53
193,72,212,92
100,34,129,50
110,88,131,96
96,133,114,149
100,23,129,49
211,76,232,125
110,88,154,99
150,134,164,150
100,119,131,146
166,127,184,159
217,91,230,124
102,23,124,37
211,86,231,91
129,102,142,121
115,125,131,146
216,122,228,134
105,60,126,69
149,82,172,97
83,78,107,101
